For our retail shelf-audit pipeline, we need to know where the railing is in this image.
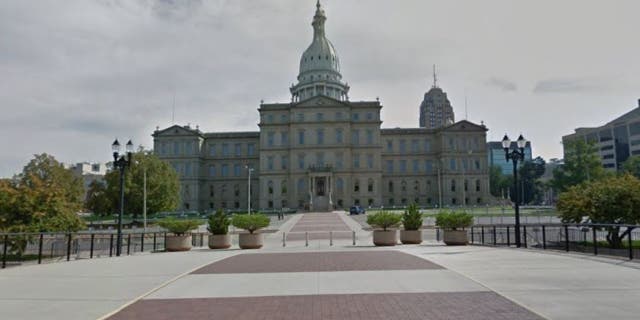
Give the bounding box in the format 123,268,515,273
0,231,210,269
466,223,640,261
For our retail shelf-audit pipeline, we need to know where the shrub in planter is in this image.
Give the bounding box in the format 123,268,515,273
158,218,201,251
231,214,270,249
207,209,231,249
401,204,423,244
366,211,401,246
435,211,473,245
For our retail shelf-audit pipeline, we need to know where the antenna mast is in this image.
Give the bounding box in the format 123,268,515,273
432,64,438,88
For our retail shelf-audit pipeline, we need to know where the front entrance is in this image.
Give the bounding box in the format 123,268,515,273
309,175,333,212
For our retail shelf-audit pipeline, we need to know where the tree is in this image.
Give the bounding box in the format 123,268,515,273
551,139,607,192
557,174,640,248
0,154,85,233
489,165,512,198
85,180,112,216
101,150,180,218
622,156,640,178
518,157,546,204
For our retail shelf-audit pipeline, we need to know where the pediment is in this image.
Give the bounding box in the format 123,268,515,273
153,125,203,138
442,120,488,132
295,95,346,108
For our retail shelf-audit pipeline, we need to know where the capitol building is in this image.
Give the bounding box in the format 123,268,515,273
153,1,490,212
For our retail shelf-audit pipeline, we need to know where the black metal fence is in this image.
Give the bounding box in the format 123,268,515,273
466,224,640,260
0,231,210,269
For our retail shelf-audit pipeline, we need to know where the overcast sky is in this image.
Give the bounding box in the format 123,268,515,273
2,0,639,177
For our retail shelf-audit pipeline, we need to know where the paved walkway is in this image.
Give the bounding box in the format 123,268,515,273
1,212,640,319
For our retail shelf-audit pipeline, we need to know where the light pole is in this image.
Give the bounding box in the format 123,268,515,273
502,134,527,248
112,139,133,256
245,165,254,215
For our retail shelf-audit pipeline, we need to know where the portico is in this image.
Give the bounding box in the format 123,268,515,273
308,166,333,212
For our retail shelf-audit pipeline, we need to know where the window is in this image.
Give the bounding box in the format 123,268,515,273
387,140,393,152
316,113,324,121
353,154,360,168
161,142,168,155
414,180,419,193
476,180,481,192
400,160,407,173
281,180,288,194
368,179,374,192
336,129,343,144
449,158,457,170
298,154,305,170
316,152,325,167
233,164,241,177
335,112,343,120
297,178,305,192
386,160,394,173
173,142,179,155
411,140,419,153
267,156,274,170
399,140,407,153
337,178,344,192
222,143,230,156
464,179,468,191
248,143,255,156
366,129,374,145
475,159,481,170
401,180,407,192
267,114,274,123
234,184,240,197
297,113,305,122
366,154,374,169
185,141,193,155
317,129,324,145
413,159,419,173
448,138,455,150
352,113,360,121
235,143,242,156
209,185,214,197
451,179,456,192
281,155,288,170
335,152,344,169
184,163,191,177
208,165,216,177
388,181,394,193
351,130,360,145
281,132,289,146
354,179,360,192
298,130,305,145
630,122,640,136
281,114,288,123
268,181,274,195
208,144,216,156
267,132,275,147
366,112,373,121
221,164,229,177
424,139,431,152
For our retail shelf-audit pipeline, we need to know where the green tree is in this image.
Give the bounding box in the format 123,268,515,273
622,156,640,178
489,165,512,198
85,180,112,216
103,150,180,218
0,154,85,233
557,174,640,248
552,139,606,192
518,157,546,204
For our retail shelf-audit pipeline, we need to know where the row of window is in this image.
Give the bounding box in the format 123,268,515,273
262,111,378,124
263,153,378,171
385,158,483,174
207,163,255,177
265,129,376,147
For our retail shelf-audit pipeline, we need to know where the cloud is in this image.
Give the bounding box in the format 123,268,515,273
484,77,517,92
533,78,605,94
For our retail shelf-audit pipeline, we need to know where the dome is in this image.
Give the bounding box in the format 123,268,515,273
290,1,349,102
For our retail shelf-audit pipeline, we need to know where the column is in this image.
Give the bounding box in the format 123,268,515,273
328,176,333,208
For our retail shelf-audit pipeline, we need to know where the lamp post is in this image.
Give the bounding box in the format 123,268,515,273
502,134,527,248
112,139,133,256
245,165,254,215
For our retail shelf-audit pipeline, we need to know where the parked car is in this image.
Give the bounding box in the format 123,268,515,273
349,206,366,215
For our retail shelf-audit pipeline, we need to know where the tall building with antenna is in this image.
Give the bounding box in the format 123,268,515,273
419,66,455,129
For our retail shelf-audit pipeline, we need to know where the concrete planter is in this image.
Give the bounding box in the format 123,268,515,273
443,230,468,246
373,230,398,246
400,230,423,244
239,233,264,249
208,234,231,249
165,234,192,252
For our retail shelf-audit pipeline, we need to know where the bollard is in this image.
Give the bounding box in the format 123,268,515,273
282,232,286,247
153,233,157,251
352,231,356,246
542,225,546,249
66,233,72,261
330,231,333,246
493,226,497,245
90,234,95,259
140,233,145,252
109,234,114,257
127,234,132,255
38,233,44,264
305,232,309,247
592,227,597,256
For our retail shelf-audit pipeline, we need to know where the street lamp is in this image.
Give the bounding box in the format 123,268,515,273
502,134,527,248
245,165,254,215
112,139,133,256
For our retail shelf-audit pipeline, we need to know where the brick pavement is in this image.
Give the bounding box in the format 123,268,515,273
287,212,352,240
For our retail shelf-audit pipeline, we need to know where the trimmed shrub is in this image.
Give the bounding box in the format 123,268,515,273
158,218,201,235
207,209,230,235
402,204,423,231
231,214,270,234
435,211,473,230
367,211,402,231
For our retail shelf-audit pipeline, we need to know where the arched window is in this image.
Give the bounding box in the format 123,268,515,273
451,180,456,192
354,179,360,192
268,180,274,195
476,180,481,192
281,180,288,194
367,179,374,192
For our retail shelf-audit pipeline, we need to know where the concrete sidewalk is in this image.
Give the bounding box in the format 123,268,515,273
1,212,639,319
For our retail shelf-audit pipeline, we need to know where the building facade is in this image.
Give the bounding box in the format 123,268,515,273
152,2,490,212
487,141,533,175
68,162,108,202
562,99,640,171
